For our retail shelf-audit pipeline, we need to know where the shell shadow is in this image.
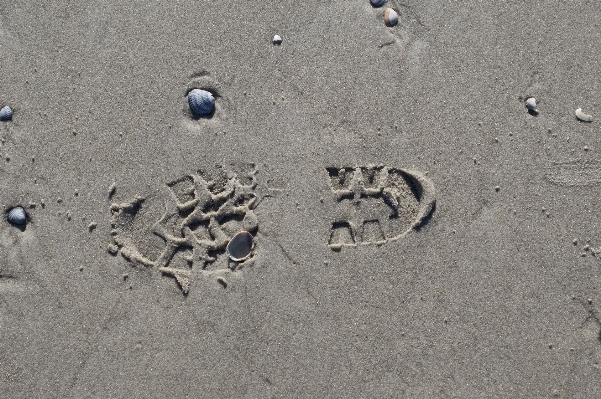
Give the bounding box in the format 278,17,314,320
527,109,539,117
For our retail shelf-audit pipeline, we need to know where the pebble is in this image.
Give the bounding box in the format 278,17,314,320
107,243,119,255
273,35,282,45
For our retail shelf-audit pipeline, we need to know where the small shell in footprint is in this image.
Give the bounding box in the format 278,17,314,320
575,108,593,122
0,105,13,121
226,231,255,262
7,206,26,225
384,8,398,27
188,89,215,116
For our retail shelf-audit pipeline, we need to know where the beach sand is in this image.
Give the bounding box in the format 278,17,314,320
1,0,601,397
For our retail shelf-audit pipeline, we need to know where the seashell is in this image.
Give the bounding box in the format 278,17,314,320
226,231,254,262
370,0,387,7
575,108,593,122
384,8,398,27
0,105,12,121
188,89,215,116
7,206,26,225
525,97,537,112
273,35,282,44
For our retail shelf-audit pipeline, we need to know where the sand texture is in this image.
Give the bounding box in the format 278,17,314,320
1,0,601,397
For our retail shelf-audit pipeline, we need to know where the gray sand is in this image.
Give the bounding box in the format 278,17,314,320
1,1,601,397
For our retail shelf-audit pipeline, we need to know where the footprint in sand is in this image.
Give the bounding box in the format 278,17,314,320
545,160,601,187
326,165,435,250
108,162,261,294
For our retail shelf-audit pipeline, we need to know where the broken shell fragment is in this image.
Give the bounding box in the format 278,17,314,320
273,35,282,44
575,108,593,122
7,206,26,225
370,0,387,7
188,89,215,116
0,105,13,121
226,231,255,262
384,8,398,27
525,97,537,112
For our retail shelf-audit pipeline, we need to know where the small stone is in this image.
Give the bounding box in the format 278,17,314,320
88,222,97,231
495,186,500,192
107,244,119,255
273,35,282,45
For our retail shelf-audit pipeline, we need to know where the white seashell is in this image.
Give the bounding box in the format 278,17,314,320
7,206,26,225
384,8,398,27
0,105,12,121
525,97,537,112
370,0,387,7
273,35,282,44
188,89,215,116
226,231,254,262
575,108,593,122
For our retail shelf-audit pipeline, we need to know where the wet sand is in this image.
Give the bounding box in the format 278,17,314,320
1,1,601,397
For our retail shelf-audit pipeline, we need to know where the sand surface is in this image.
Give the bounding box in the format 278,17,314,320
1,0,601,397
